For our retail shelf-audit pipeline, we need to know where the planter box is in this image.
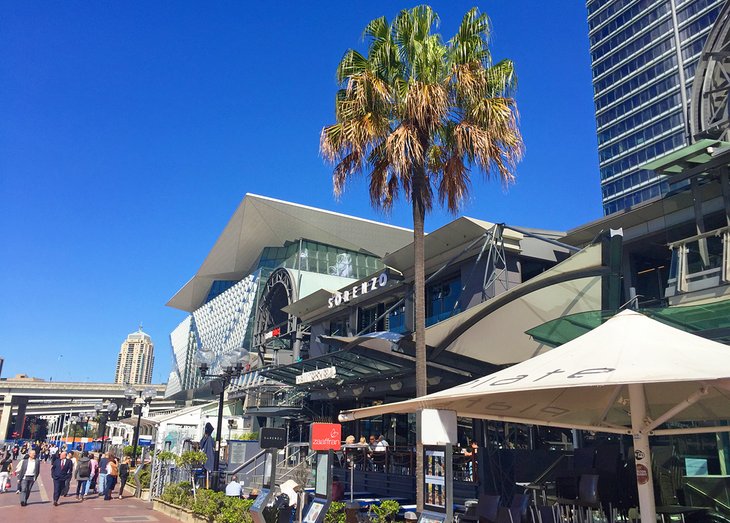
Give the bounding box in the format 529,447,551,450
153,499,209,523
123,484,151,500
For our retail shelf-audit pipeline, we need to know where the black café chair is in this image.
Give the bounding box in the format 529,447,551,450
458,495,501,523
370,450,387,472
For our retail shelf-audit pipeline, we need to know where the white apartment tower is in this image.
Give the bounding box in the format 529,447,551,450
115,327,155,385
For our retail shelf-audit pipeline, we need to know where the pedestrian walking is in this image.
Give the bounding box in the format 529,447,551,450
64,451,77,496
17,449,40,507
117,456,130,499
51,450,73,506
97,452,109,495
75,451,92,501
86,452,99,496
0,450,12,493
103,455,118,500
14,454,27,493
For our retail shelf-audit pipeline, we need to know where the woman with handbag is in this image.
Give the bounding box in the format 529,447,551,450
0,451,12,493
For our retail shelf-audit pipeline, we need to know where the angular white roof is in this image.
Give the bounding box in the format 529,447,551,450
167,194,412,312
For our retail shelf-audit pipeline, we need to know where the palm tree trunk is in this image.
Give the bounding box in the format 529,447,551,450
412,165,428,512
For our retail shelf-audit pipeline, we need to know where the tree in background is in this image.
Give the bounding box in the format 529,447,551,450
321,5,523,509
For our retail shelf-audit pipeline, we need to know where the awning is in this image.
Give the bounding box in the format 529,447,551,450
259,334,484,388
526,298,730,347
642,139,730,174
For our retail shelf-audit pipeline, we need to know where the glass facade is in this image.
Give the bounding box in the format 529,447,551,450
258,239,383,280
587,0,723,215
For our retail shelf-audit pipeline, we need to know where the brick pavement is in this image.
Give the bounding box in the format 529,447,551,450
0,459,178,523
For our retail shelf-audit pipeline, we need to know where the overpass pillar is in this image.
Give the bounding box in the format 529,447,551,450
0,395,14,439
13,398,28,438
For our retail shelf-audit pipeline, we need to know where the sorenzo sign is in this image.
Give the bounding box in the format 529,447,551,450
328,272,389,309
260,427,287,449
296,366,336,385
311,423,342,451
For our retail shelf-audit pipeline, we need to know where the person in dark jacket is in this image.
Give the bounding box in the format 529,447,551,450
117,456,130,499
51,451,74,506
16,450,40,506
75,451,92,501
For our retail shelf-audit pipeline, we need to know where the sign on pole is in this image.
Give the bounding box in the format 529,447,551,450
310,423,341,451
259,427,287,449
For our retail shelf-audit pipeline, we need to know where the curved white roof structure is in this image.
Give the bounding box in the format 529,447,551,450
167,194,413,312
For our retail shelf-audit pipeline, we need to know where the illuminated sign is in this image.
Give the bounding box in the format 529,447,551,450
328,272,389,309
296,366,336,385
311,423,342,451
264,327,281,340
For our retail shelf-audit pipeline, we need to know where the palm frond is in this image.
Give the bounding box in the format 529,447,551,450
450,7,490,66
438,156,471,213
336,50,369,84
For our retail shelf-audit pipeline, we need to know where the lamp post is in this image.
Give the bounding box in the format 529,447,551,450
196,348,245,491
129,387,156,467
69,416,79,448
82,412,91,438
95,401,118,455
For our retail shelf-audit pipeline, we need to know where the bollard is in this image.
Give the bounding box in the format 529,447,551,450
345,501,360,523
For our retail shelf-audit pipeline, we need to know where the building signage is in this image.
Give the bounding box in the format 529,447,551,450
296,366,336,385
264,327,281,340
310,422,342,451
328,272,389,309
259,427,287,449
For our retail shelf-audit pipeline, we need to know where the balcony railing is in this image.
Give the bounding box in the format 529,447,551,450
666,225,730,297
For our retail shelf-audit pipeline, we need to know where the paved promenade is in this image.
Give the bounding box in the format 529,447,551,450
0,461,177,523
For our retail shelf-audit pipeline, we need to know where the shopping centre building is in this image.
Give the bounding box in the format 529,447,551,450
160,1,730,507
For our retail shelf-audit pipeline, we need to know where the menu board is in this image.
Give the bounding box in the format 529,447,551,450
315,452,331,498
303,500,328,523
424,448,446,512
250,488,270,512
228,441,246,465
418,513,446,523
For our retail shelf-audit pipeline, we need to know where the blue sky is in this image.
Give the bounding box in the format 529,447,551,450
0,1,600,383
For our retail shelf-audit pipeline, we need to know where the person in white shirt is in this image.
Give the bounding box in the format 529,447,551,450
17,450,40,506
225,475,243,497
374,435,389,451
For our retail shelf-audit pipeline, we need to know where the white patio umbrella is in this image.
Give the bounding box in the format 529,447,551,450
338,310,730,523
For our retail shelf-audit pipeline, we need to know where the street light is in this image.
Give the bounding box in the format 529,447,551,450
130,387,156,467
196,348,246,491
69,415,79,448
95,401,118,455
82,412,92,438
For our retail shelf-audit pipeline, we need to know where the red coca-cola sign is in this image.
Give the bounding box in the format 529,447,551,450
310,423,342,451
636,464,650,485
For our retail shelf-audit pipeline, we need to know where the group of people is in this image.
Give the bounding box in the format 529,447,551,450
344,433,390,451
0,444,131,507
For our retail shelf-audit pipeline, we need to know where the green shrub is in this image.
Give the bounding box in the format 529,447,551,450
179,450,208,469
232,432,259,441
191,489,226,521
324,501,346,523
217,497,254,523
160,481,193,507
156,451,177,464
139,465,151,488
368,500,400,523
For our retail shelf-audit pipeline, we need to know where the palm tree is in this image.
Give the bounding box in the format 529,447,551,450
321,5,523,509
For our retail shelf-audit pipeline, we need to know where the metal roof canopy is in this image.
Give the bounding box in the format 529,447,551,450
167,194,413,312
640,140,730,188
526,297,730,348
258,340,481,388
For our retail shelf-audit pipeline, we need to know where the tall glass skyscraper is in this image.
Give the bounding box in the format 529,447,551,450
588,0,724,215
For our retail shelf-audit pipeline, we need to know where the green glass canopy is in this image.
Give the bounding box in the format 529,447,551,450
525,299,730,347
